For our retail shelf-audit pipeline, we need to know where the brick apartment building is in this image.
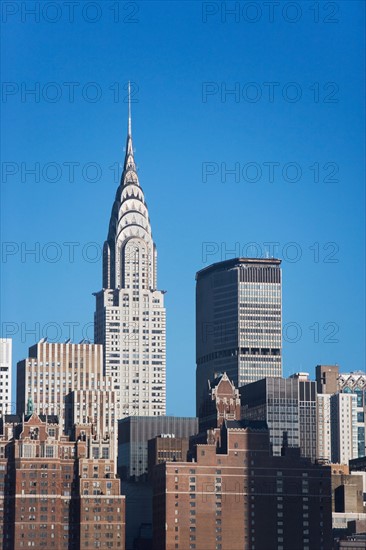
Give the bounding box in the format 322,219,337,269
0,413,125,549
152,419,332,550
148,435,189,478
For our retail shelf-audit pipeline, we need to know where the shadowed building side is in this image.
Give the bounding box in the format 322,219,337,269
196,258,282,416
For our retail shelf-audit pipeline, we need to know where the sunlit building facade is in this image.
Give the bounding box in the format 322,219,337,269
316,367,366,462
0,338,12,415
94,99,166,418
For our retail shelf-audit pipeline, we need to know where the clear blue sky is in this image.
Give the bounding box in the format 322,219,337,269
1,1,365,416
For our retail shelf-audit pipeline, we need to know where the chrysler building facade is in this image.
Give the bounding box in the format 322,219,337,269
94,99,166,417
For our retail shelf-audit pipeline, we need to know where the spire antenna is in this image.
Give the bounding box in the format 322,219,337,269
128,81,132,137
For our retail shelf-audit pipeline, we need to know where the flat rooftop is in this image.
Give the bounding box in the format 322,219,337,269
196,257,281,279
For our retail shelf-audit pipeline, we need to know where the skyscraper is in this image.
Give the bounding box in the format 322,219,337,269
338,372,366,458
16,340,120,462
330,393,358,464
94,92,166,417
16,341,114,420
315,365,366,461
317,393,332,462
0,338,12,415
196,258,282,415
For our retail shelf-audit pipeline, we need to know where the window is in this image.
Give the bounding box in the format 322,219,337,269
22,445,34,458
102,448,109,459
45,446,54,458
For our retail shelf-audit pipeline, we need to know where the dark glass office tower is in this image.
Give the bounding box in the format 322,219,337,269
240,373,317,460
196,258,282,415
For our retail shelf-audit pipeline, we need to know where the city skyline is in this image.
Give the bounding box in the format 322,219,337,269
2,1,365,417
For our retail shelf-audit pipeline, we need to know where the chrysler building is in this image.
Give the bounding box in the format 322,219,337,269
94,90,166,417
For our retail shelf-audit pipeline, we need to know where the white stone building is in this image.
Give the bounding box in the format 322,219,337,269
0,338,12,414
316,393,332,462
16,341,119,435
94,95,166,418
331,392,358,464
316,367,366,463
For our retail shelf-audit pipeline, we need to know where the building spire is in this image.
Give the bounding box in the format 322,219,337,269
124,80,134,166
128,81,132,137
